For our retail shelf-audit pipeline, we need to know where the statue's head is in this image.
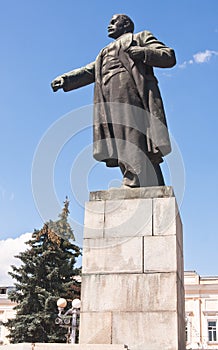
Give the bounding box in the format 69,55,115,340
108,14,134,39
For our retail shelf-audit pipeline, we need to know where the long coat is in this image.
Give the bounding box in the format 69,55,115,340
61,31,176,166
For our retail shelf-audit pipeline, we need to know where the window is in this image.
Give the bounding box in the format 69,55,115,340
0,288,6,295
185,319,188,342
185,317,191,343
208,321,217,342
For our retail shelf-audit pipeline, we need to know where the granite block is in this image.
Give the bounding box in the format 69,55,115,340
79,312,112,344
153,197,178,236
83,201,105,239
104,198,152,238
90,186,174,201
112,311,184,350
144,235,177,272
81,273,178,312
82,237,143,274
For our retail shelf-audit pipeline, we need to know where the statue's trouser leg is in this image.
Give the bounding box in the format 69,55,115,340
119,158,164,188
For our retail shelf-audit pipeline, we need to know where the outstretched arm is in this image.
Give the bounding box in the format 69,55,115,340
51,61,95,92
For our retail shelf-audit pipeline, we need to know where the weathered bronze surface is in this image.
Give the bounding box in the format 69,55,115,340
51,14,176,188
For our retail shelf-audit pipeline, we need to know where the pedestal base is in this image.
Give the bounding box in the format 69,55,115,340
80,186,185,350
2,344,128,350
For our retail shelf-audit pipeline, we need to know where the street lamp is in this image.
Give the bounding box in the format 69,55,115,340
55,297,81,343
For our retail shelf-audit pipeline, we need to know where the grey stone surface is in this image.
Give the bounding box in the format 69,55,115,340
112,311,184,350
177,235,184,284
81,273,179,312
84,197,152,240
90,186,174,201
36,345,128,350
3,345,129,350
2,345,32,350
153,197,179,236
82,237,143,274
176,212,183,252
177,277,185,319
79,312,112,344
83,201,105,239
80,187,185,349
104,198,152,237
144,235,178,272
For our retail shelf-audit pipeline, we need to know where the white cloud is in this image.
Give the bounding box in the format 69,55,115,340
0,233,32,286
179,59,193,69
179,50,218,68
193,50,218,63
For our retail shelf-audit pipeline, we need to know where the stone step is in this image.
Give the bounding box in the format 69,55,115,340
3,344,129,350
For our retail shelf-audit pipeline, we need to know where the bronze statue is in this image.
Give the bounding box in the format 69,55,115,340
51,14,176,188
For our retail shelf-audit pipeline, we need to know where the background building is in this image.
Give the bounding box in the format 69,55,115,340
185,271,218,349
0,287,16,345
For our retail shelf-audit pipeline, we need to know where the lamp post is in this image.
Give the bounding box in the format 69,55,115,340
71,298,81,343
55,297,81,343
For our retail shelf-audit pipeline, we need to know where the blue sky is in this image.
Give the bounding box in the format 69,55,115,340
0,0,218,282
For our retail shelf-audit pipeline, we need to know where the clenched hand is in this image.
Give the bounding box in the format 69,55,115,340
126,46,145,61
51,76,65,92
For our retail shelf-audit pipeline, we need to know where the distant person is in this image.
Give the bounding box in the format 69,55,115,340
51,14,176,187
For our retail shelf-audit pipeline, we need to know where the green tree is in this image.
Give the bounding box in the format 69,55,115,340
5,198,81,343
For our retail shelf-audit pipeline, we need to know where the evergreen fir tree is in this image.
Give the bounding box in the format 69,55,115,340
5,198,81,343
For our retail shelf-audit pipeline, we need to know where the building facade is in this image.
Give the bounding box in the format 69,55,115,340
185,271,218,349
0,287,16,345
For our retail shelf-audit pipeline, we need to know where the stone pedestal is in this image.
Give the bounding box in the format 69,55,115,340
80,186,185,350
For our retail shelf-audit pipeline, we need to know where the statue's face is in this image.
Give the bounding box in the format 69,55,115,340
108,15,126,39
